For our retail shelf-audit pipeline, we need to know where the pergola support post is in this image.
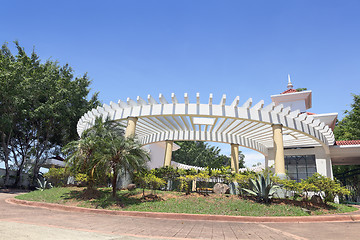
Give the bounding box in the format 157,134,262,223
163,140,173,167
125,117,138,138
230,144,239,173
117,117,138,189
272,123,286,179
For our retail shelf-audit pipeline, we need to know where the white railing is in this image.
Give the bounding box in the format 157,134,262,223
171,161,264,173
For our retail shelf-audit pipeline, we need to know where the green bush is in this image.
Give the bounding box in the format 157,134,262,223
178,175,197,194
134,170,166,196
44,167,69,187
148,166,259,194
276,178,302,200
146,173,166,195
306,173,350,203
75,173,88,186
276,173,350,203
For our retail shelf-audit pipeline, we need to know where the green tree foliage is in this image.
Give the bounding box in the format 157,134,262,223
172,141,245,169
334,94,360,140
333,94,360,202
333,165,360,202
0,41,100,187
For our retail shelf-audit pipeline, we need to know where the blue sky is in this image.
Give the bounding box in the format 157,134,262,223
2,1,360,167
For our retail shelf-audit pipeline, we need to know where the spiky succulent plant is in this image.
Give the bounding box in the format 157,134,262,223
242,174,279,203
36,178,53,191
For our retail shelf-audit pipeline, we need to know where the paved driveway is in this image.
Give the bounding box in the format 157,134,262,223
0,191,359,240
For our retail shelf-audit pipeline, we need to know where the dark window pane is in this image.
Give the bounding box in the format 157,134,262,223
285,155,316,182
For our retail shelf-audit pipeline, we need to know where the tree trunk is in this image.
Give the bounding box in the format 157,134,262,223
112,166,117,198
32,164,40,188
4,163,10,187
1,133,11,187
15,166,23,188
14,154,27,188
12,138,30,188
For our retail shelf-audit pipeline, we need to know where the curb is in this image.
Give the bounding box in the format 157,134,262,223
7,198,360,223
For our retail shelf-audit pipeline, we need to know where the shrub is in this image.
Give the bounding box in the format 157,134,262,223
306,173,350,203
178,175,197,194
44,167,69,187
276,178,302,200
146,173,166,195
276,173,350,203
298,180,319,200
134,170,166,196
75,173,88,186
152,166,178,180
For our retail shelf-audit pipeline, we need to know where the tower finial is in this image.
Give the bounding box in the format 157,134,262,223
287,74,293,89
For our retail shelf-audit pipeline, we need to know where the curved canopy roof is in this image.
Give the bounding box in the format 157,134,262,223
77,93,335,156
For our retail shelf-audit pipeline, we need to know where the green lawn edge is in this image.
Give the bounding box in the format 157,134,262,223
15,187,358,217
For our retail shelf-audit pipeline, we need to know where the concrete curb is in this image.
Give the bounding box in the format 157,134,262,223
7,198,360,223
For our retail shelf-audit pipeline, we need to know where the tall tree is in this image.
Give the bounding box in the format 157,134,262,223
0,41,100,187
0,43,20,186
334,94,360,140
172,141,245,169
333,93,360,201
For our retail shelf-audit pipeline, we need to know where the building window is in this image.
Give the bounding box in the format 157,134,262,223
285,155,316,182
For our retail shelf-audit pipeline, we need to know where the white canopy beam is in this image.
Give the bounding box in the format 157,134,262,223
77,93,335,156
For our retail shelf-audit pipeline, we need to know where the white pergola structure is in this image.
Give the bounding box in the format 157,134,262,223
77,93,335,178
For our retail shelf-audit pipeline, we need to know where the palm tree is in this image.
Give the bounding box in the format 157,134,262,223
63,131,100,190
101,128,149,197
64,117,149,197
63,117,108,190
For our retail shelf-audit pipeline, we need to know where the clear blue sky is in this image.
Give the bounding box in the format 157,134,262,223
2,1,360,167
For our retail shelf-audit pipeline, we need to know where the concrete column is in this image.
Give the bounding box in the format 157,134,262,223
163,140,173,167
315,147,334,179
272,123,286,178
125,117,138,138
119,117,138,189
230,144,239,173
264,156,269,168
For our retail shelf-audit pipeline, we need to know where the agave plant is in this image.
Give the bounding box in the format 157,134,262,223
242,174,279,203
36,178,53,191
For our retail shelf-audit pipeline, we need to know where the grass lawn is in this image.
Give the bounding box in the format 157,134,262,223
16,187,358,217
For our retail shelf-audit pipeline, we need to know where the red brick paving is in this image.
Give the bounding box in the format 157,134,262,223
1,191,360,239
